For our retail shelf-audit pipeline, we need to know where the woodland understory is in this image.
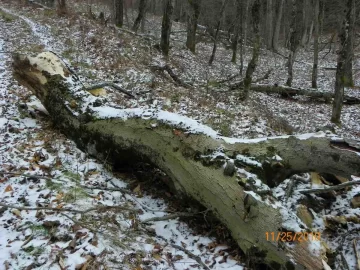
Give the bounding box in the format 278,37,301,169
0,0,360,270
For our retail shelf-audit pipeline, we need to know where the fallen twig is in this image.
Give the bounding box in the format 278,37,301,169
141,212,197,223
299,180,360,195
150,64,192,89
85,82,136,99
0,202,139,214
80,184,131,194
0,171,53,180
171,244,210,270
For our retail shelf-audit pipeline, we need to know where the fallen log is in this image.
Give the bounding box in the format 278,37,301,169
13,51,360,270
237,83,360,104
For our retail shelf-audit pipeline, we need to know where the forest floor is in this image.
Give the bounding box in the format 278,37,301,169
0,0,359,269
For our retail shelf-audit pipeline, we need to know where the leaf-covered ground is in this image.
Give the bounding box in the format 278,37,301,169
0,0,360,269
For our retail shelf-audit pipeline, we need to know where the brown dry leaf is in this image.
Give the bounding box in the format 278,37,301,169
152,253,162,260
12,209,22,218
174,255,183,261
0,178,8,183
68,238,77,249
310,172,324,186
90,235,98,247
207,242,217,250
72,224,82,232
172,129,183,136
181,241,187,248
56,193,64,201
133,184,141,194
56,204,64,209
4,185,13,192
88,88,107,96
75,231,88,239
55,157,62,168
59,256,66,269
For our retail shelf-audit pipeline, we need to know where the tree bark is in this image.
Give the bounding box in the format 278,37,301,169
231,0,242,63
114,0,124,28
242,0,261,100
160,0,174,56
132,0,147,32
57,0,66,15
265,0,273,50
344,0,355,87
186,0,201,53
311,0,320,88
331,0,355,123
286,0,304,87
272,0,284,52
12,52,360,270
208,0,228,65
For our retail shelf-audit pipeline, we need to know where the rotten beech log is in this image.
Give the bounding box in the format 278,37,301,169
13,52,360,270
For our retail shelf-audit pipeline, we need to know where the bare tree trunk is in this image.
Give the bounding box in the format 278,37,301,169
331,0,355,123
132,0,147,32
286,0,304,87
209,0,228,65
57,0,67,15
265,0,273,49
114,0,124,28
272,0,284,51
344,0,355,87
242,0,261,100
231,0,242,63
186,0,201,53
160,0,174,56
311,0,320,88
243,0,249,48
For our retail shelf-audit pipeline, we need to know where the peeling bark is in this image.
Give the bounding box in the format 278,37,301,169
12,52,360,270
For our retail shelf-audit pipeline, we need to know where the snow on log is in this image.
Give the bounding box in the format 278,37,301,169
12,52,360,270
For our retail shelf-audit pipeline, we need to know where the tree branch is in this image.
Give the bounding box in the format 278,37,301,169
299,180,360,194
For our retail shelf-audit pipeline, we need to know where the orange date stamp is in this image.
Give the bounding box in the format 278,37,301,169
265,231,321,242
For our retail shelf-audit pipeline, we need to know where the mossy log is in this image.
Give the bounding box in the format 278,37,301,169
12,52,360,270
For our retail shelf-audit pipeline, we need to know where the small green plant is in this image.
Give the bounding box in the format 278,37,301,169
0,10,15,22
171,94,180,103
62,170,81,183
63,186,89,203
45,179,62,191
29,224,49,236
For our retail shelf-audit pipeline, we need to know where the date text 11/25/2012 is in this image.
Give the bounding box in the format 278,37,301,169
265,232,321,242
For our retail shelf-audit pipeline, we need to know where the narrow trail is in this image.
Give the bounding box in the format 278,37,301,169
0,6,62,53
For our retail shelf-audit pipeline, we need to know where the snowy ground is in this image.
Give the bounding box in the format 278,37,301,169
0,0,360,269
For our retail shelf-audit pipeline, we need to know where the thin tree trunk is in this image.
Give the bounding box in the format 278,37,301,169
286,0,303,87
186,0,201,53
243,0,249,48
209,0,228,65
242,0,261,100
311,0,320,88
132,0,147,32
331,0,355,123
344,0,355,87
114,0,124,27
160,0,174,56
57,0,66,15
266,0,273,49
231,0,242,63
